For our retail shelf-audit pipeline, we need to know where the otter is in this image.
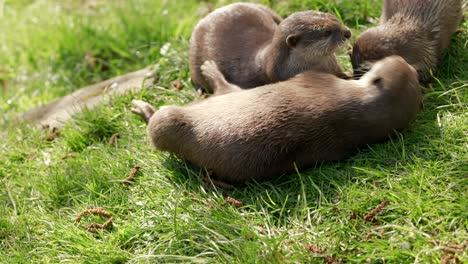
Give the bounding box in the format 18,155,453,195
132,56,421,184
189,2,352,94
351,0,462,83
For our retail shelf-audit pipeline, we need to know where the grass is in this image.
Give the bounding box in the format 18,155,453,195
0,0,466,263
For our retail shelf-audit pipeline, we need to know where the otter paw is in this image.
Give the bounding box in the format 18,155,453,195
201,60,223,82
131,99,156,123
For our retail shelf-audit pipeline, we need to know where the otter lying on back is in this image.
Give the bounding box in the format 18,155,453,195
190,3,351,94
351,0,462,83
132,56,421,184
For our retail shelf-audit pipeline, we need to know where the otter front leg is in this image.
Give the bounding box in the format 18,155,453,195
201,60,242,96
131,100,156,124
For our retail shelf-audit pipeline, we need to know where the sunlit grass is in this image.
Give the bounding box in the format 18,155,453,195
0,0,466,263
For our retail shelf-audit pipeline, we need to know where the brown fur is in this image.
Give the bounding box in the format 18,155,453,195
189,3,351,93
132,56,422,184
351,0,462,83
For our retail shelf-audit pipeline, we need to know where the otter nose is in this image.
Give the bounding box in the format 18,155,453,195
343,29,352,39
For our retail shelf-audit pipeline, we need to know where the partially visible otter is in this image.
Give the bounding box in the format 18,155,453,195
351,0,462,83
190,3,352,94
132,56,421,184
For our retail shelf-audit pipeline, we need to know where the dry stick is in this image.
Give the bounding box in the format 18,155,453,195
305,245,324,254
44,128,60,142
109,133,121,145
61,153,76,160
85,218,113,233
121,165,141,185
441,253,458,264
325,255,341,264
75,208,113,233
75,208,112,222
448,242,465,253
363,201,388,221
85,50,96,71
225,196,243,208
305,245,340,264
170,80,183,91
222,192,243,208
441,247,462,255
439,241,465,264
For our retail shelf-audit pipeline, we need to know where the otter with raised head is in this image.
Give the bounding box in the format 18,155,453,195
351,0,462,83
190,3,352,94
132,56,421,184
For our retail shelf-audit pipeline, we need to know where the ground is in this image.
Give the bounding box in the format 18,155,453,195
0,0,467,263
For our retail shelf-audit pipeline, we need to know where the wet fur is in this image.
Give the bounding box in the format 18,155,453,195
133,56,422,184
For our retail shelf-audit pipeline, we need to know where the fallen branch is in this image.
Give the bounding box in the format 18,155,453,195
108,133,121,146
120,165,141,185
61,153,76,160
225,196,243,208
364,201,388,222
305,245,324,254
43,127,60,142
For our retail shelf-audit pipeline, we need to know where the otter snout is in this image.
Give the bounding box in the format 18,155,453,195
330,27,352,48
343,28,352,40
332,27,352,44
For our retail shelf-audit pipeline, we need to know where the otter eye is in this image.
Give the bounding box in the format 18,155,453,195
324,30,332,37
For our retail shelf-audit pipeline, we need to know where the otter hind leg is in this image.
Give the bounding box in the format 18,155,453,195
131,100,156,124
200,60,242,96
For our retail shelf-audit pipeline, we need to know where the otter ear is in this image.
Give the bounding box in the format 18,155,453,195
373,77,384,89
286,34,300,48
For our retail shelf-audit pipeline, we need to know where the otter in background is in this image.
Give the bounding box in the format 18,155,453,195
351,0,462,84
190,3,351,94
132,56,421,184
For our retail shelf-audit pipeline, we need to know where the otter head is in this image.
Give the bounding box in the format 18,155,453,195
361,56,422,120
363,55,417,90
280,11,352,56
351,24,430,80
351,27,400,77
